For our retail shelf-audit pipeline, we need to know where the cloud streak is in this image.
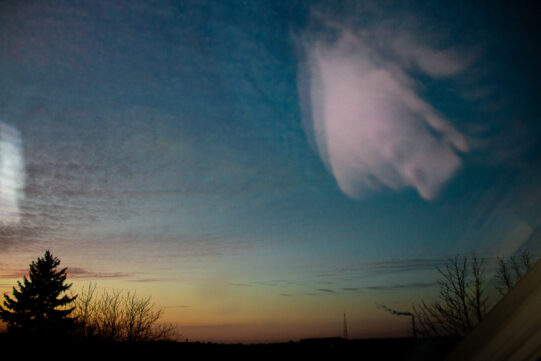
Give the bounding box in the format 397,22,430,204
316,258,445,280
316,288,336,294
342,281,437,293
297,17,470,200
66,267,136,280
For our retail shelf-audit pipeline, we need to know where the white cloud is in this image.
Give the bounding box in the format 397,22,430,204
298,28,469,200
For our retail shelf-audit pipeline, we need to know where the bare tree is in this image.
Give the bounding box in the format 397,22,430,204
123,291,174,342
495,249,532,296
73,282,97,338
414,250,537,338
73,283,175,342
96,289,124,341
413,253,488,338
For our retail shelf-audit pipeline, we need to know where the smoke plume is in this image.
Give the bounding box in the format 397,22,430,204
380,304,413,317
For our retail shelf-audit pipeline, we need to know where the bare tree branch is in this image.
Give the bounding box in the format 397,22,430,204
414,253,489,338
72,284,176,342
495,250,533,296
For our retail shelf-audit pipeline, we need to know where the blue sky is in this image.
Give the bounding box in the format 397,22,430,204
1,0,540,342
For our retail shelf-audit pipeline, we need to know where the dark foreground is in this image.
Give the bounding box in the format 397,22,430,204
0,334,458,360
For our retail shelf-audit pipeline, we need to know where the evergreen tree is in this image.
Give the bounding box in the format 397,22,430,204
0,250,77,336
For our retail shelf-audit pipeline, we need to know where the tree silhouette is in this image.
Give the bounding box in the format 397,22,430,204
495,249,532,296
413,250,536,338
73,283,175,342
413,253,488,337
0,250,77,337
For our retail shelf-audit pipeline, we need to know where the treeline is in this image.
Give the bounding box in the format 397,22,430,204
0,251,175,343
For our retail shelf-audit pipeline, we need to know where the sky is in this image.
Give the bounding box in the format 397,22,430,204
1,0,540,343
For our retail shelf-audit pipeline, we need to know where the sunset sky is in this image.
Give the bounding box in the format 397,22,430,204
1,0,540,343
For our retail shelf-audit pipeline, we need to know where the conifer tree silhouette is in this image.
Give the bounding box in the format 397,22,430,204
0,250,77,336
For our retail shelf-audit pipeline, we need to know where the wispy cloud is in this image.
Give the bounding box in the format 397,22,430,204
0,268,28,279
365,281,437,291
318,258,445,280
66,268,182,283
228,282,253,287
297,12,470,200
127,277,176,283
316,288,336,294
342,281,437,293
66,267,136,280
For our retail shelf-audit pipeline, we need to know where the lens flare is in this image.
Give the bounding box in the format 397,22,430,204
0,123,25,224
